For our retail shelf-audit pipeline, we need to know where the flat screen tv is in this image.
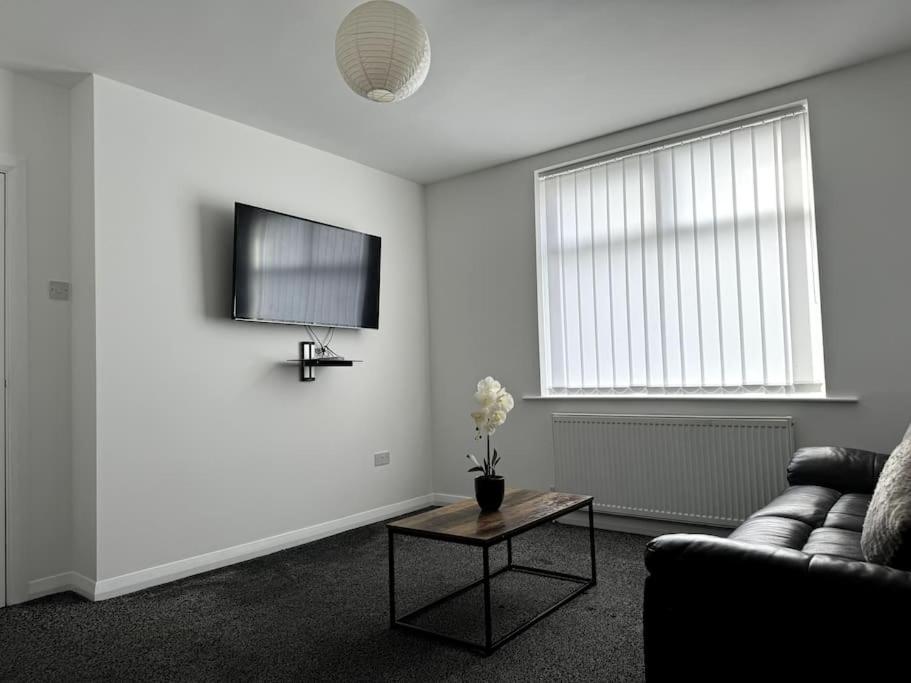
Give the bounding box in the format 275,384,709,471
232,203,381,329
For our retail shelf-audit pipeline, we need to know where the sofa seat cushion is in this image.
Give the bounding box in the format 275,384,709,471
824,493,871,532
728,485,871,559
729,516,812,549
802,528,865,561
749,485,841,527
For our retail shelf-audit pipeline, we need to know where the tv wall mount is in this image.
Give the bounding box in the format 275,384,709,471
286,341,361,382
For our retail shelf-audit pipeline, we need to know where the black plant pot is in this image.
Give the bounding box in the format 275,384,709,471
474,475,505,513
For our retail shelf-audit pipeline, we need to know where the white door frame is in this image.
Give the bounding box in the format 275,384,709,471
0,155,28,606
0,169,5,606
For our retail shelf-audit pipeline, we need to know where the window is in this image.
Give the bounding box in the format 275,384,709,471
534,104,825,396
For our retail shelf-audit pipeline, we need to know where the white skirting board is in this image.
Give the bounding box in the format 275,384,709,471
555,509,731,538
27,493,435,602
432,492,472,506
26,571,96,602
26,492,728,603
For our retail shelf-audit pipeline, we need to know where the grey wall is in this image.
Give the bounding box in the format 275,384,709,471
426,50,911,497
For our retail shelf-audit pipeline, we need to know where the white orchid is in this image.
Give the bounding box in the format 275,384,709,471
488,410,507,429
474,376,503,407
471,376,514,437
466,376,514,478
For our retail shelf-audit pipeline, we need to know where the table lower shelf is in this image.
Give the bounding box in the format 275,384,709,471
391,562,595,655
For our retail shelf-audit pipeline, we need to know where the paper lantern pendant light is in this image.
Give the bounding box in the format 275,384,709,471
335,0,431,103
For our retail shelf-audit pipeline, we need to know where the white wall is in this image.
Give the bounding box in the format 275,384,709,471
426,50,911,498
89,77,431,581
0,67,72,597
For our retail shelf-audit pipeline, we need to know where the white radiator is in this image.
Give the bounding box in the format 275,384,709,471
553,414,795,528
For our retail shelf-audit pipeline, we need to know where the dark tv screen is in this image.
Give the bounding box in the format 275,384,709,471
232,203,381,328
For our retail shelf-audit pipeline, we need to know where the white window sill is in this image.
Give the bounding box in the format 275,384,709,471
523,393,858,403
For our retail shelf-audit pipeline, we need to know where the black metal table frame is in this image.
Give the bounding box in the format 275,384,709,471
387,499,596,656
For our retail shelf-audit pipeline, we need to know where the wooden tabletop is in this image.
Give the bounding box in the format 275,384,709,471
387,489,593,546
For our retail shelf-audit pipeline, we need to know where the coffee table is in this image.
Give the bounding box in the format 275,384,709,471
387,489,596,655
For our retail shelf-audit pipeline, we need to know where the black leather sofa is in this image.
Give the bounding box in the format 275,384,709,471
644,445,908,680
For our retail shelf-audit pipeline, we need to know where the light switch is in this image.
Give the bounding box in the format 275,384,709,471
49,281,70,301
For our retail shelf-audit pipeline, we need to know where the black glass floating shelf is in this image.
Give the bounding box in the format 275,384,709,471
284,358,362,367
287,342,362,381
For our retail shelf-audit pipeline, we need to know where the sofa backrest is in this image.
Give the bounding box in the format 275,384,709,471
788,446,891,494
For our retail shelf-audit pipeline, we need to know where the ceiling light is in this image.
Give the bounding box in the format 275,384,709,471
335,0,431,103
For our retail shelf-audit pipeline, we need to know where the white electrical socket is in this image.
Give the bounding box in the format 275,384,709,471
374,451,391,467
49,281,71,301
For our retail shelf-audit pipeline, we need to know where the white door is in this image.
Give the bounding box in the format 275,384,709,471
0,171,6,607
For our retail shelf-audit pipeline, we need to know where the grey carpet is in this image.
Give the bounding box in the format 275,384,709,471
0,512,648,682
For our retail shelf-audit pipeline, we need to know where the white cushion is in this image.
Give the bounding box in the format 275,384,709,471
862,438,911,567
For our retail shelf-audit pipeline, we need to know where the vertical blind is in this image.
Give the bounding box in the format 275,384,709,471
535,105,825,395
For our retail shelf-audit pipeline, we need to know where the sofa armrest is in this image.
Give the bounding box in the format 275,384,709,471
645,533,810,578
644,534,813,681
644,534,911,680
787,446,890,493
645,533,911,598
809,553,911,602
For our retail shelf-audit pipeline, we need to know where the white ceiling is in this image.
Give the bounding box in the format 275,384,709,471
2,0,911,183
